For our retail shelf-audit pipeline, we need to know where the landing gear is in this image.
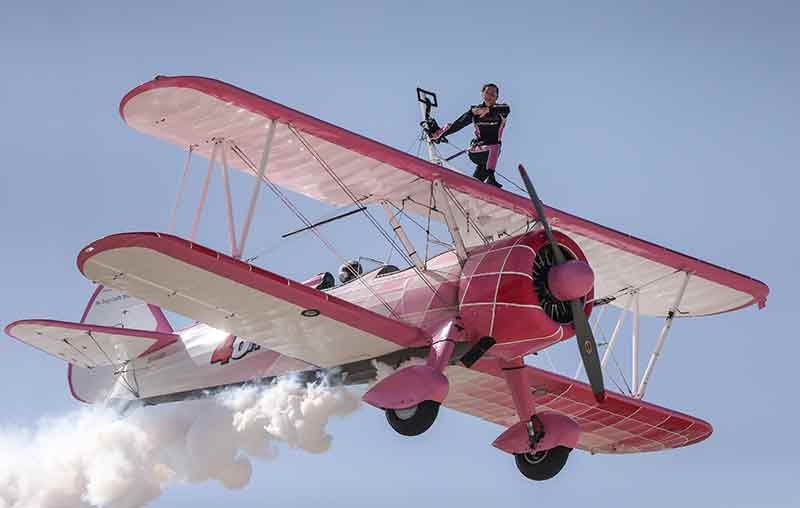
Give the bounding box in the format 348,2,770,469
385,400,440,436
514,446,572,481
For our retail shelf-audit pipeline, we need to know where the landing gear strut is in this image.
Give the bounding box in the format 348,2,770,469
365,318,464,437
494,360,581,481
385,400,440,436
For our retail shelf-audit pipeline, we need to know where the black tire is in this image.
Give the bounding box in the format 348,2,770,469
514,446,572,481
385,400,440,436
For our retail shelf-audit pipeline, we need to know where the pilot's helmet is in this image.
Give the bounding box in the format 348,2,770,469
338,260,363,284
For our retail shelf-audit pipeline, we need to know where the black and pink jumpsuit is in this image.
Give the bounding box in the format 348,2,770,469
437,102,510,182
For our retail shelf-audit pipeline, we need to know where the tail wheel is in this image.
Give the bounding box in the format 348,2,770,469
385,400,440,436
514,446,572,481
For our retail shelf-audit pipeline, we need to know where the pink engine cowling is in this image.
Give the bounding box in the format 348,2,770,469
458,230,594,360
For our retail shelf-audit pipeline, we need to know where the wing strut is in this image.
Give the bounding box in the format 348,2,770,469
635,271,692,398
239,119,277,257
432,180,468,265
220,141,239,257
381,201,426,271
190,141,220,242
169,146,193,234
600,293,634,369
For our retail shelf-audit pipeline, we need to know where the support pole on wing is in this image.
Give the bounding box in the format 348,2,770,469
238,119,277,258
220,142,239,258
169,146,193,234
635,272,691,399
432,180,468,266
190,141,220,242
631,291,640,395
417,88,444,166
600,293,634,370
381,201,425,271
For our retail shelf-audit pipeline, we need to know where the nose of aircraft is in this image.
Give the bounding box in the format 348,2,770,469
547,260,594,302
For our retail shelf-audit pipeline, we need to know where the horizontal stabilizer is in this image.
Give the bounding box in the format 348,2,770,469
5,319,178,369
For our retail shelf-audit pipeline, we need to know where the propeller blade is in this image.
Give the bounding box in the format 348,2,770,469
570,299,606,403
517,164,606,403
517,165,566,265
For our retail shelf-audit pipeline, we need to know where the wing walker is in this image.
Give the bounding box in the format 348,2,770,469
6,76,769,481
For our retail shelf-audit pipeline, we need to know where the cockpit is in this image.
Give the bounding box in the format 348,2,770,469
302,257,400,291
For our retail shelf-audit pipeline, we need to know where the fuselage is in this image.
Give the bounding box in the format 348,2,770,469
71,230,592,404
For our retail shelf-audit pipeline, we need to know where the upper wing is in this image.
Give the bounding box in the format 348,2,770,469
120,75,768,317
5,319,177,369
77,233,426,368
444,359,712,454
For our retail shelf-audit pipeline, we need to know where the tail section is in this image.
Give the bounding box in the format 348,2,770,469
70,285,174,404
7,284,313,405
80,285,173,332
69,285,309,405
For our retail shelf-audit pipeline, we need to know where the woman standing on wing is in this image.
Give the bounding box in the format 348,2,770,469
431,83,510,188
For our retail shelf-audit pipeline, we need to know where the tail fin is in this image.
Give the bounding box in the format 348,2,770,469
70,285,173,404
80,285,172,332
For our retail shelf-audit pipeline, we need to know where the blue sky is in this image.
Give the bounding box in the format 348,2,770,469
1,1,797,506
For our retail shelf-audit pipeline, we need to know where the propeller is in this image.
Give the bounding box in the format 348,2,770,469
517,164,606,403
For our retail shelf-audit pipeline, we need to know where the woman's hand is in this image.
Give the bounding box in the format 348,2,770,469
471,106,490,117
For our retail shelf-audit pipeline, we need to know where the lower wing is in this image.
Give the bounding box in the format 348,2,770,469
77,232,426,368
444,360,712,454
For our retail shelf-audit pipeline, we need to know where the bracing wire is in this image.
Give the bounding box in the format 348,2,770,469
385,200,451,248
229,142,400,319
63,337,98,368
287,125,449,306
609,348,633,395
441,183,489,245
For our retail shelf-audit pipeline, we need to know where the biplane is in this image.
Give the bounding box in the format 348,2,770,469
5,76,769,481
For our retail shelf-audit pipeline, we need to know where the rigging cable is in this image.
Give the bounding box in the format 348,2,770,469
85,331,140,397
287,125,449,306
229,142,400,319
385,200,451,249
425,183,434,265
609,347,632,395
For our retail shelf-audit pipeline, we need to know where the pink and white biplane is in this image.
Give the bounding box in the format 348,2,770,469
5,76,769,481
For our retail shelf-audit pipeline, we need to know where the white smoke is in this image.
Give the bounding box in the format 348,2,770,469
371,357,426,385
0,378,360,508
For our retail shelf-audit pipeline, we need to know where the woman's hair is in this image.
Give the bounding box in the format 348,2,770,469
482,83,499,94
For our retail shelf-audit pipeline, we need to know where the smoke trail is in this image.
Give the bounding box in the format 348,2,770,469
0,378,359,508
371,357,426,385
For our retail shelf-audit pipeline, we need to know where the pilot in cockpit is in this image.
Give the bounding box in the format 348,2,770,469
338,259,363,284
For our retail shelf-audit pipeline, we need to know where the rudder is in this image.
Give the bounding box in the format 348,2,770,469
70,285,173,404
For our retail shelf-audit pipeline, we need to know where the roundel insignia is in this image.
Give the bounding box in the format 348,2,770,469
583,340,593,355
301,309,321,317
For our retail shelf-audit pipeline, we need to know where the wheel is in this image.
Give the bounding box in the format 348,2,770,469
514,446,572,481
385,400,440,436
